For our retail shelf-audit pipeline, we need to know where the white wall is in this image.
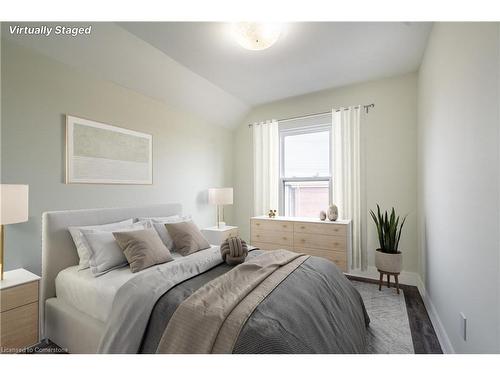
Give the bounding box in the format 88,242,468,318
233,73,419,273
1,40,234,275
2,23,249,129
418,23,500,353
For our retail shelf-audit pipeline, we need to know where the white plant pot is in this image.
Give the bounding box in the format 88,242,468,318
375,249,402,273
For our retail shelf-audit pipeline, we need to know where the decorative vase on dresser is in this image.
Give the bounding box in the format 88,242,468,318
327,204,338,221
250,216,351,272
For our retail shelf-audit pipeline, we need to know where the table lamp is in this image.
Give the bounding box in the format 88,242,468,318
208,187,233,228
0,184,29,280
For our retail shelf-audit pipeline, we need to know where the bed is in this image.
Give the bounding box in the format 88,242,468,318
42,204,369,354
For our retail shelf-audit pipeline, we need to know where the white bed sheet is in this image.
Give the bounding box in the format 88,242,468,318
55,252,184,322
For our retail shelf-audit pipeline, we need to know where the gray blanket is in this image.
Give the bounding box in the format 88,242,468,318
98,246,226,353
140,250,369,354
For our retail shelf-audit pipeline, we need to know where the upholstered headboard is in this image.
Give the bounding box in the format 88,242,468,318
41,204,182,324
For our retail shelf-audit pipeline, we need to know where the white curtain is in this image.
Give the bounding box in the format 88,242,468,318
253,120,279,216
332,107,366,270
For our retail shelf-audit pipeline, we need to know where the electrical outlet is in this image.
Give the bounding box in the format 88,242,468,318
460,312,467,341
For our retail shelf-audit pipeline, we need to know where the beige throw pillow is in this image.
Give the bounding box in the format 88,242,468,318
165,221,211,256
113,228,174,273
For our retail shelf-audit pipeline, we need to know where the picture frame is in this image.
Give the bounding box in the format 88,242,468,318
65,115,153,184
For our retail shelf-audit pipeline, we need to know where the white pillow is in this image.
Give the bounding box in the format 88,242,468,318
137,215,190,251
68,218,134,270
137,215,180,222
82,222,148,277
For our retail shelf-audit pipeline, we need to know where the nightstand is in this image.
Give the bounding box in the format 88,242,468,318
0,269,40,353
201,226,239,246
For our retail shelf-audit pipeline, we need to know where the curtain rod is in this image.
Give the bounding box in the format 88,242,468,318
247,103,375,127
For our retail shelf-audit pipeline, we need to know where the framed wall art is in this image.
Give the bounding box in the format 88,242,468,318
66,115,153,184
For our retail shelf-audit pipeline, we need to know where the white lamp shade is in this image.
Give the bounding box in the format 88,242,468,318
208,188,233,205
0,184,29,225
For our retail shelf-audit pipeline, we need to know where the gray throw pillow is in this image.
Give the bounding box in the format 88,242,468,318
220,237,248,265
137,215,191,251
165,220,211,256
113,228,174,273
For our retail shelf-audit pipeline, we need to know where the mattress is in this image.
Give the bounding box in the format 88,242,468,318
55,252,184,322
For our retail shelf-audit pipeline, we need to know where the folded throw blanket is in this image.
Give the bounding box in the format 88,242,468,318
156,249,309,354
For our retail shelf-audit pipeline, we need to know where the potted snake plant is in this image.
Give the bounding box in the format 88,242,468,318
370,205,407,274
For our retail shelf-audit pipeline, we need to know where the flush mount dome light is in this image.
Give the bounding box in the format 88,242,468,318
232,22,282,51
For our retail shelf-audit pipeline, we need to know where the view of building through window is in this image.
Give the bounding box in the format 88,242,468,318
281,128,331,217
283,180,330,217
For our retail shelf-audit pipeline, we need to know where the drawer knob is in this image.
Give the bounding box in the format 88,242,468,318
282,225,287,228
300,226,305,229
300,239,305,242
256,235,260,238
256,223,260,226
282,237,287,240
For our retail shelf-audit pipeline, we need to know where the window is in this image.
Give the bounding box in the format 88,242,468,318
279,121,332,217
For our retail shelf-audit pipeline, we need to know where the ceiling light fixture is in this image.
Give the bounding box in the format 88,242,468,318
231,22,282,51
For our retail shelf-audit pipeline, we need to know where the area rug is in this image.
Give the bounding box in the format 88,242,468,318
351,280,414,354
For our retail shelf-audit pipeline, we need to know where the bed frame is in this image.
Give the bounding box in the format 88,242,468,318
41,204,183,353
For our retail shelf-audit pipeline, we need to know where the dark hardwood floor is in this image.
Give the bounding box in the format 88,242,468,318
347,275,443,354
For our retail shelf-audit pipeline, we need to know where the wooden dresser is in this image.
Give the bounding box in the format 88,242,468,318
0,269,40,353
250,216,351,272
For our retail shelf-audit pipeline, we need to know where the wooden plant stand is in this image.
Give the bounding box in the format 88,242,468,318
377,269,400,294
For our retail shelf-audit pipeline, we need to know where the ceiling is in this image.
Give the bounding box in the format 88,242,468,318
3,22,249,128
4,22,432,128
120,22,432,106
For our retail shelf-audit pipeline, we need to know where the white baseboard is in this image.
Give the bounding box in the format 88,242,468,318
347,266,455,353
346,266,420,286
416,276,455,354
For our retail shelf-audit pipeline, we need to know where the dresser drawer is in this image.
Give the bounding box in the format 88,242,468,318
251,219,293,233
0,281,38,312
0,301,39,350
293,247,347,271
294,222,346,237
294,233,346,251
251,229,293,247
250,241,289,251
